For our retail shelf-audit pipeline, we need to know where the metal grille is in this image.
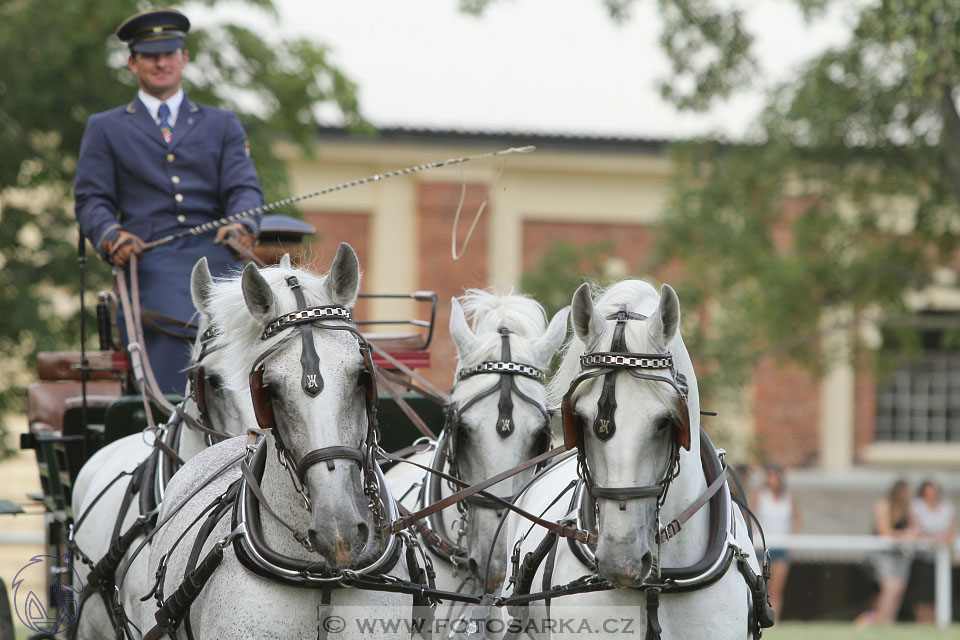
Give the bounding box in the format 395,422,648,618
875,352,960,442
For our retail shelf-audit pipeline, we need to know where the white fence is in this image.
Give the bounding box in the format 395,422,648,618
767,534,957,628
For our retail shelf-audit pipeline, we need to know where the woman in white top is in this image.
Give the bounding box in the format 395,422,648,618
750,464,801,620
910,480,956,623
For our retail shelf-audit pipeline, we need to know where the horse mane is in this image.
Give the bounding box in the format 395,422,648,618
547,279,682,415
204,263,347,393
456,288,548,371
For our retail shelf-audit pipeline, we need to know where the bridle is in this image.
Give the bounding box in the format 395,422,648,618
186,325,228,441
561,305,691,512
423,326,552,562
247,275,382,524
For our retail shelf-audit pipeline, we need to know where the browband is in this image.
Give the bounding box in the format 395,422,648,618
261,305,352,340
458,361,546,383
580,353,674,370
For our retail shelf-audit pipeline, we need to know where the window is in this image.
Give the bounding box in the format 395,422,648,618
875,314,960,443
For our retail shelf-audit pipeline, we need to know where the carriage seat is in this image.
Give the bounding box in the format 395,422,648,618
363,333,427,351
27,382,121,434
37,350,128,381
363,333,431,370
27,351,125,435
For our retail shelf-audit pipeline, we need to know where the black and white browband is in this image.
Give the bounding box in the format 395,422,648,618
458,361,546,383
580,353,674,370
261,306,352,340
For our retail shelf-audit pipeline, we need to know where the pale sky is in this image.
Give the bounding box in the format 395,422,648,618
190,0,854,140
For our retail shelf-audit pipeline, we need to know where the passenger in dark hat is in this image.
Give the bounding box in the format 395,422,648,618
254,214,317,265
74,7,265,394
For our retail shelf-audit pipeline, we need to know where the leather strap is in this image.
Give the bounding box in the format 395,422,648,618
382,446,596,545
368,340,450,405
657,466,728,543
295,446,363,479
376,372,437,439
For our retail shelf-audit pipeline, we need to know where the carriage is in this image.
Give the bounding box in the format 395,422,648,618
2,227,445,639
2,165,775,640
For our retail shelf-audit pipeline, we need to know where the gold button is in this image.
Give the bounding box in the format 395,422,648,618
177,214,186,222
166,153,175,163
171,176,180,184
175,193,184,202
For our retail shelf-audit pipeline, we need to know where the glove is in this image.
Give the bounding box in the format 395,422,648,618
214,223,256,253
102,230,145,267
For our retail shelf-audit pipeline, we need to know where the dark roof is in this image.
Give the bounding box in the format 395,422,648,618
317,125,668,155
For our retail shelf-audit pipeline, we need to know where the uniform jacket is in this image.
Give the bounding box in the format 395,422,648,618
73,94,265,393
74,93,263,252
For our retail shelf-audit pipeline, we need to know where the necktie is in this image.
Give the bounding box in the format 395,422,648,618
158,103,173,144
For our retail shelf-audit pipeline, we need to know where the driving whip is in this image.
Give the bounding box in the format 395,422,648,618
142,145,536,250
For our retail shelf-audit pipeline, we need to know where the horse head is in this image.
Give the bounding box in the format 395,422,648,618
209,243,379,570
446,289,569,589
185,257,257,441
554,279,697,588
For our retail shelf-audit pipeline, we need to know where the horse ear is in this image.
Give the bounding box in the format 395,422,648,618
241,261,277,325
279,253,292,269
648,284,680,350
571,283,605,344
531,306,569,369
449,296,479,358
324,242,360,307
190,257,213,315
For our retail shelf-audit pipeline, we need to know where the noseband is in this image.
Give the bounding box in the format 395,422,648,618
248,275,380,510
561,306,691,511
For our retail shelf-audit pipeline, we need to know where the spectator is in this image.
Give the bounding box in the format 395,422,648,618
910,480,956,623
750,464,801,619
858,479,916,626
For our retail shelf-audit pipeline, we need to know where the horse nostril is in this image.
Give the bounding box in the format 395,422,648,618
468,557,480,578
308,529,320,551
356,522,368,543
639,551,653,579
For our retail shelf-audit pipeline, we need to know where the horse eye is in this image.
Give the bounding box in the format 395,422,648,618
655,415,676,432
208,375,223,390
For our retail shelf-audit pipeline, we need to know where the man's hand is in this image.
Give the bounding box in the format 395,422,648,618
102,230,145,267
214,223,256,253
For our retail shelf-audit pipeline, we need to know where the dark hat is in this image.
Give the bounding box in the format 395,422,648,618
116,8,190,54
258,215,317,244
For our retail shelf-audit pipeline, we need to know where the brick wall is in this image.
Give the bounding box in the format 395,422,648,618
302,210,372,322
521,219,658,275
417,182,491,388
853,368,877,463
753,358,821,467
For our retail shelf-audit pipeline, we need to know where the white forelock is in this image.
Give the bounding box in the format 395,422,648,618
204,263,346,393
455,288,548,371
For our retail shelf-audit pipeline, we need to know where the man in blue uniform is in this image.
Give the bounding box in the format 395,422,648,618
75,8,264,394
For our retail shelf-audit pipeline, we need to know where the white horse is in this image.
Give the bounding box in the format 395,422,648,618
68,257,255,639
141,244,416,639
385,290,568,626
497,280,767,640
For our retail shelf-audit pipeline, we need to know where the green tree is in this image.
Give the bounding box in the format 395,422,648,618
0,0,364,455
470,1,960,403
648,1,960,395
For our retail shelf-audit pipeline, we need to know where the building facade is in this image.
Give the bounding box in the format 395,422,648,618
277,127,960,475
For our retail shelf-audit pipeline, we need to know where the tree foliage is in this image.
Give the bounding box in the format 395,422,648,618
0,0,364,455
649,0,960,395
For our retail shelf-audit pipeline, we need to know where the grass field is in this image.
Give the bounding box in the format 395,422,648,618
766,622,960,639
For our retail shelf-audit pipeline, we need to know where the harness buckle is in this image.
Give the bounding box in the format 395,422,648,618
658,519,681,543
